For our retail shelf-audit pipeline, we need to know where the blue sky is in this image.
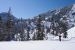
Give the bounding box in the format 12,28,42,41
0,0,75,19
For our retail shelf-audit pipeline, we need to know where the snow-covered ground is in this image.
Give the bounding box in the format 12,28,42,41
67,27,75,38
0,40,75,50
0,27,75,50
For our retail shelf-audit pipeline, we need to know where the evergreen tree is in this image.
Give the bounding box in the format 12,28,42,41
63,23,67,38
58,20,68,38
20,18,25,41
26,26,30,40
36,15,44,40
6,8,14,41
0,16,4,41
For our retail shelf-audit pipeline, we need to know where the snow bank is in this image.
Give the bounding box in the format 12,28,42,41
67,27,75,38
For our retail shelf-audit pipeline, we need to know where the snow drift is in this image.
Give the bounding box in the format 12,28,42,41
67,27,75,38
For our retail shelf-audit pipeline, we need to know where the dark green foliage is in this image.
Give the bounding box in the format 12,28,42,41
5,10,15,41
0,16,4,41
36,15,44,40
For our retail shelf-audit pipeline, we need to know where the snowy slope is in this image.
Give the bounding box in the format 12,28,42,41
67,27,75,38
71,4,75,13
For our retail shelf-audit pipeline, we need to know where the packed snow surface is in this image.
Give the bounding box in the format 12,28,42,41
0,40,75,50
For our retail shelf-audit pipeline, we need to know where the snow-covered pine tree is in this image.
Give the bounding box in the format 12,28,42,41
6,8,14,41
18,18,25,41
61,16,68,38
36,15,44,40
0,16,4,41
26,19,31,40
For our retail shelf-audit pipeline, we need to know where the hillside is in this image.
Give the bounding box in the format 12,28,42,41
0,4,75,41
